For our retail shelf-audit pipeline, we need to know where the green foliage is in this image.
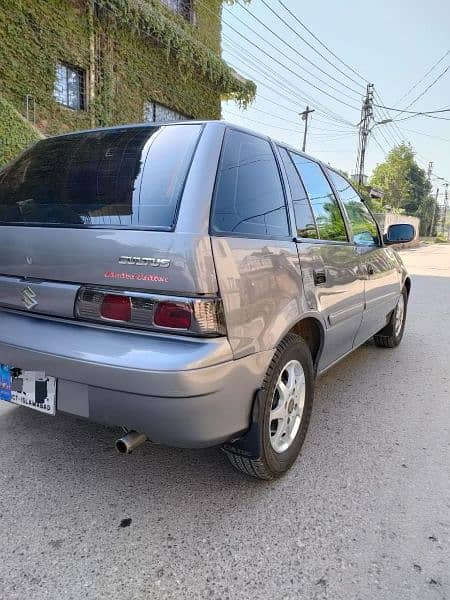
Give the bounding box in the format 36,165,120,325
0,0,256,140
0,96,43,167
370,143,431,212
317,201,347,242
370,143,433,235
94,0,255,107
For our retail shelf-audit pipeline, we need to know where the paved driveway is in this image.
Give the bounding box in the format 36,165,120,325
0,244,449,600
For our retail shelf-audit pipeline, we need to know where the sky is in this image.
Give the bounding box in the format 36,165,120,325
220,0,450,201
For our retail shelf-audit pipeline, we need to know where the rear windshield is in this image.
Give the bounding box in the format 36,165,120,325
0,124,202,229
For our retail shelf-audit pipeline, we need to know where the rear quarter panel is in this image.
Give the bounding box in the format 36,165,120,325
211,237,313,359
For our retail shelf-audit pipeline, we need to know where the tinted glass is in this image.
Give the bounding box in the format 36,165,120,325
212,130,289,237
289,154,347,242
278,147,318,239
328,169,379,246
0,124,201,228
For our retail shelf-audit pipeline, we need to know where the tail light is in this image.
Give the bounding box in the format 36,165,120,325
101,295,132,321
154,302,192,329
75,287,226,337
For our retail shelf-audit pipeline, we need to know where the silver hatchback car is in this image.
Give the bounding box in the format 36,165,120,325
0,121,414,479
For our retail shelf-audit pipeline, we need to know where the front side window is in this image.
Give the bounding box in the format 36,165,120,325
212,130,289,238
289,154,347,242
327,169,379,246
54,62,85,110
278,147,318,239
0,124,202,229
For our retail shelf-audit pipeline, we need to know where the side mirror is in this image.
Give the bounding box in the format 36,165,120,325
384,223,415,245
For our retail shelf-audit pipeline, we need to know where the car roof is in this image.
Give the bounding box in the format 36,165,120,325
46,119,333,172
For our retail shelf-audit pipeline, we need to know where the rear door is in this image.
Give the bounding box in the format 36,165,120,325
210,128,304,359
326,168,401,345
0,123,218,317
279,148,365,370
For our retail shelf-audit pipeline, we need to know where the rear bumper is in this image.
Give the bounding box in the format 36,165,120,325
0,310,273,447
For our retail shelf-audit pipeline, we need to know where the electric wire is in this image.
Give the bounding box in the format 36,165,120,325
228,0,363,97
394,50,449,106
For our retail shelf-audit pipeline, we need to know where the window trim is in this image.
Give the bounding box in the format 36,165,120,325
209,127,293,241
54,61,86,111
285,150,351,245
325,166,382,247
276,145,320,241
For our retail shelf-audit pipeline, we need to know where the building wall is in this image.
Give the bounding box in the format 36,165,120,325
0,0,224,138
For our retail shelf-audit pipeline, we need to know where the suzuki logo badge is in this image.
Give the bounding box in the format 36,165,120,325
21,286,38,310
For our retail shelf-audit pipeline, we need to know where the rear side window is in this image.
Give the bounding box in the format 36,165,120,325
327,169,379,246
289,153,347,242
212,129,289,237
0,124,202,229
278,147,318,239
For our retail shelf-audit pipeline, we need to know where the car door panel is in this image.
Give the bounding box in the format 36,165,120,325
296,242,365,370
353,246,401,345
325,168,401,347
278,150,365,370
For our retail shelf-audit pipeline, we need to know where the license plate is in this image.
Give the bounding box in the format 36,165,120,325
0,364,56,415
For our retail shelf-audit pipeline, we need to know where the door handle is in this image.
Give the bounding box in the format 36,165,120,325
313,269,327,285
367,264,375,275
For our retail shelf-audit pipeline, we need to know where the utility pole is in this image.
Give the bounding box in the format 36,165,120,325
442,183,449,237
427,161,433,182
429,187,439,236
300,106,315,153
355,83,374,185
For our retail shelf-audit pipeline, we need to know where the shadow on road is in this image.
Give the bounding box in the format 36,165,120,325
0,274,448,503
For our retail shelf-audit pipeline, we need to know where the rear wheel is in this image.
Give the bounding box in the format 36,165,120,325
223,334,314,480
374,287,408,348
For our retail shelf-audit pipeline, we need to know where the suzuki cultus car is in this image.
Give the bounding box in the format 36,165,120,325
0,121,414,479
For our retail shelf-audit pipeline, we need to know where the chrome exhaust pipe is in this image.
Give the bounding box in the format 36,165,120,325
116,431,147,454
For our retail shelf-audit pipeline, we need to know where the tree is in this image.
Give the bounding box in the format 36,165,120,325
370,143,431,213
353,181,383,213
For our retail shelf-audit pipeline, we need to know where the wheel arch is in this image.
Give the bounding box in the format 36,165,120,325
404,276,411,297
288,316,324,373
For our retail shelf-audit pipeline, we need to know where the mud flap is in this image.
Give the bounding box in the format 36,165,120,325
222,388,264,460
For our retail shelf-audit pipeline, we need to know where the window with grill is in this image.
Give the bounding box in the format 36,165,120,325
160,0,193,22
144,101,189,123
54,62,86,110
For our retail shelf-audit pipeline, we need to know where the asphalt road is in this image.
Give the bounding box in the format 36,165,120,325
0,244,449,600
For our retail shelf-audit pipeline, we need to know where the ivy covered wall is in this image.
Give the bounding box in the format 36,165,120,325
0,0,255,140
0,97,43,166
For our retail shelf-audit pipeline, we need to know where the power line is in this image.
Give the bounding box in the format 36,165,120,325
373,105,450,114
227,102,354,131
394,50,450,106
371,132,389,157
221,40,357,126
207,0,362,110
229,0,363,98
399,66,449,113
400,128,450,143
272,0,368,88
225,110,302,133
394,112,450,122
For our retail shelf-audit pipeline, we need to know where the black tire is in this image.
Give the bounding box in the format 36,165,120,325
374,287,408,348
223,333,314,480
